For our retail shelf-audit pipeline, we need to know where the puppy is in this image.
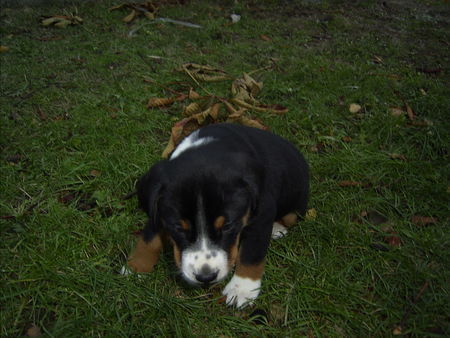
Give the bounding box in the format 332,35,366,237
123,123,309,308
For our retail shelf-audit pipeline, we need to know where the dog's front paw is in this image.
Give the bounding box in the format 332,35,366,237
222,275,261,308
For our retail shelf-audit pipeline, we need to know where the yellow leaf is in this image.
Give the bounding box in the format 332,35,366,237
42,17,59,26
54,19,72,28
183,102,203,116
305,208,317,221
144,11,155,20
123,9,137,23
349,103,362,113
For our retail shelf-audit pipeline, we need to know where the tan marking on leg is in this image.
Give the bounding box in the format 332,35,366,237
180,219,190,231
214,216,225,230
127,234,162,273
281,213,297,227
235,259,265,281
242,209,250,226
228,233,240,269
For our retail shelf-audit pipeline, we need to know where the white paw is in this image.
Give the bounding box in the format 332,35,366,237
222,275,261,308
272,222,288,239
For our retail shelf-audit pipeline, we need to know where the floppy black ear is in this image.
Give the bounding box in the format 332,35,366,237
136,161,167,235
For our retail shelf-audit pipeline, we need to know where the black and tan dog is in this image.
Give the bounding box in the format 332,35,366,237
122,123,309,308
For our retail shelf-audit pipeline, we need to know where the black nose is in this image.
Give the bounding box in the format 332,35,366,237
195,266,218,284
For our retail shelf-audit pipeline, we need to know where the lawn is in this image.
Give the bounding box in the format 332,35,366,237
1,0,449,336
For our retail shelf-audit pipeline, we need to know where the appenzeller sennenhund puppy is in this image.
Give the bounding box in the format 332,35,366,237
122,123,309,308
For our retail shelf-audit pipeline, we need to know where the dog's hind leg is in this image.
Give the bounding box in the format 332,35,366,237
272,212,298,239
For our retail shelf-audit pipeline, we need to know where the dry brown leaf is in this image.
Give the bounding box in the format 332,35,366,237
390,153,407,161
342,136,352,143
339,180,362,187
123,9,137,23
147,94,186,108
26,324,42,337
405,103,415,120
231,73,263,103
209,103,222,120
188,88,202,100
181,63,230,83
162,118,200,158
0,45,10,53
390,107,404,117
411,215,438,226
260,34,272,41
41,15,83,28
227,115,267,130
183,101,203,116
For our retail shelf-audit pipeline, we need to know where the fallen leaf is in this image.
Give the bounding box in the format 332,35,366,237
393,326,402,335
372,55,384,64
411,215,438,226
349,103,362,113
90,169,101,177
26,324,41,337
260,34,272,41
123,9,137,23
386,231,401,247
0,45,9,53
181,63,230,82
147,94,186,108
405,103,415,120
338,180,362,187
305,208,317,221
111,2,158,23
390,107,404,117
41,15,83,28
342,136,352,143
390,153,407,161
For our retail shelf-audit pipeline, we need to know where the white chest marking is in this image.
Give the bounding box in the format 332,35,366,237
170,130,215,160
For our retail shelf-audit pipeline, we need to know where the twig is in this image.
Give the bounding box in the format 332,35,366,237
394,281,430,334
143,77,185,96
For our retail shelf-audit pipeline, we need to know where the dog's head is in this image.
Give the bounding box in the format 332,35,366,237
137,159,259,286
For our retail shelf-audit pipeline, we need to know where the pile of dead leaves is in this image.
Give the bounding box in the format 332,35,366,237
41,15,83,28
110,2,158,23
145,63,288,158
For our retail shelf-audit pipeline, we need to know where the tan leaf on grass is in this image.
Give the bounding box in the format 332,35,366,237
226,115,267,130
390,153,407,161
411,215,438,226
405,102,415,120
188,88,202,100
305,208,317,221
181,63,230,82
123,9,137,23
390,107,404,117
147,94,186,108
183,101,203,116
260,34,272,41
0,45,9,53
162,118,200,158
349,103,362,113
41,15,83,28
231,73,263,103
26,324,42,337
231,99,287,114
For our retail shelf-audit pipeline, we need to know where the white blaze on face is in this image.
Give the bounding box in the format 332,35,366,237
181,237,229,285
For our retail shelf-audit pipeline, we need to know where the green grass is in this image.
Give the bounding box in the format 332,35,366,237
1,0,449,336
